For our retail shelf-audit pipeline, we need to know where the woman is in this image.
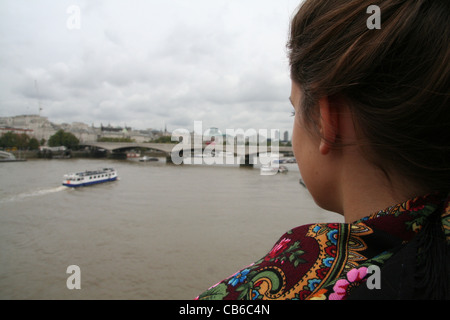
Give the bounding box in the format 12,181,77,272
197,0,449,300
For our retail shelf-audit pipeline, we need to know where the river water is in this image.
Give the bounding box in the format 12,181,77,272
0,157,342,300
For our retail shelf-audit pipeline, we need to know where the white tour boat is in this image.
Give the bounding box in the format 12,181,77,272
62,168,118,187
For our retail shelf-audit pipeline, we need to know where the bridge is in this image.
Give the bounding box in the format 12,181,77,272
81,142,178,154
79,141,293,166
0,151,16,160
0,150,26,162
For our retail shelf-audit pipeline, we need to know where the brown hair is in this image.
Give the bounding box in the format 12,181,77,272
287,0,450,193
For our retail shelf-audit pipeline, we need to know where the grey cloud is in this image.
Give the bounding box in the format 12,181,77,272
1,0,297,138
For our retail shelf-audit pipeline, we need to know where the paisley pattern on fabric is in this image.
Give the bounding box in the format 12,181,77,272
196,193,449,300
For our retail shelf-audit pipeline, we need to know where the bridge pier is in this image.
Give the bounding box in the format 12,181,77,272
239,154,255,168
166,154,175,165
166,149,183,165
108,151,127,160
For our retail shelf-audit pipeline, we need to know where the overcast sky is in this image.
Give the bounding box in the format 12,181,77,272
0,0,301,136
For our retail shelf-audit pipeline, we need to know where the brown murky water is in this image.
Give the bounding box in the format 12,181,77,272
0,158,341,299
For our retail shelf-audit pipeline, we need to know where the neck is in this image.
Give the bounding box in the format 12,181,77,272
341,181,407,223
339,154,422,223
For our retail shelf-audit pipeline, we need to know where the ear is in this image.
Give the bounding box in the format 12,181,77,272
318,96,339,155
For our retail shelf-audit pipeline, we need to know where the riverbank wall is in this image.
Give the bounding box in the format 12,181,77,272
9,149,165,160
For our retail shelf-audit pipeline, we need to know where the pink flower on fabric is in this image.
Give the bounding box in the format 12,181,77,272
329,267,368,300
264,238,291,261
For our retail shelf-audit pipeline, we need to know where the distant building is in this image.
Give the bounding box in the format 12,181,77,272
273,130,280,141
0,115,58,142
100,123,132,133
0,115,161,145
0,126,34,136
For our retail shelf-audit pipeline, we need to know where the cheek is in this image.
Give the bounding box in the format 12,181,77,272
292,122,324,202
292,124,338,212
292,121,299,159
292,115,305,161
292,121,312,181
292,116,311,170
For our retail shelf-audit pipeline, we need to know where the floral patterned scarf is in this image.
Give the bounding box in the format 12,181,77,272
197,193,450,300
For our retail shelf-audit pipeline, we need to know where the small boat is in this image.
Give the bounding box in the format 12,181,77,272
259,154,287,176
62,168,118,187
299,179,307,188
278,165,288,173
260,164,279,175
139,156,158,162
260,164,289,175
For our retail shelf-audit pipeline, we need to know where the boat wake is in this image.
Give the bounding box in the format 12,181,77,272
1,185,71,203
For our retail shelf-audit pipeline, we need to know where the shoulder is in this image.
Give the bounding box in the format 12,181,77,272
197,222,357,300
196,194,450,300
